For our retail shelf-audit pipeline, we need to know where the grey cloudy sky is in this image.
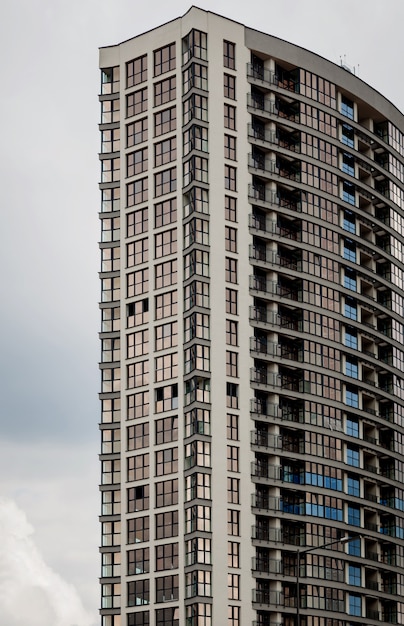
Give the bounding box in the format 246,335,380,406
0,0,403,624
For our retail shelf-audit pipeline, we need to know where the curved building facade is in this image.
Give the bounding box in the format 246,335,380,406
98,7,404,626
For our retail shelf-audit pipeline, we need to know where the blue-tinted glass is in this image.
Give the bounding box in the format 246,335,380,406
344,303,357,320
343,210,356,233
346,359,358,379
349,565,361,586
348,505,361,526
342,154,355,176
347,476,360,496
344,269,357,291
344,239,356,262
348,538,361,556
346,418,359,437
343,182,355,205
346,388,359,408
347,447,359,467
341,97,354,120
345,327,357,349
348,594,361,616
342,124,354,147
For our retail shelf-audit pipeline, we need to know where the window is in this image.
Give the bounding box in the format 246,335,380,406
154,43,176,76
348,505,361,526
127,178,148,207
156,542,179,571
344,297,357,320
184,376,210,405
101,66,119,95
127,453,149,482
342,152,355,176
127,361,149,389
347,537,361,557
185,473,211,501
341,123,354,147
224,104,236,130
226,288,238,315
154,107,176,136
155,447,178,476
155,352,178,381
183,125,208,156
346,446,360,467
127,55,147,88
184,280,209,310
101,157,120,182
156,575,179,603
128,547,149,576
155,260,177,289
226,382,238,408
343,181,355,205
227,477,240,504
224,135,237,160
156,479,178,507
343,238,356,262
154,76,176,107
223,40,235,69
155,228,177,258
184,313,210,342
184,218,209,248
185,537,211,565
155,320,178,350
127,238,148,267
127,422,149,450
226,320,238,346
224,74,236,99
184,250,209,279
155,137,177,167
225,196,237,222
183,63,208,93
185,505,211,533
127,484,149,513
341,96,354,120
127,207,148,237
184,345,210,374
155,415,178,444
155,167,177,197
225,165,237,190
128,391,149,420
127,328,149,358
349,564,361,586
185,570,211,598
346,357,358,379
155,197,177,228
225,257,238,283
127,117,148,147
228,606,240,626
127,516,149,544
101,366,121,393
101,98,120,123
101,247,120,273
346,386,359,408
155,290,177,319
102,520,121,547
227,509,240,536
344,268,357,291
127,148,148,177
182,28,207,63
347,475,360,497
228,573,239,600
127,87,148,117
228,541,240,568
225,226,237,252
227,414,239,440
346,417,359,437
101,338,120,363
127,578,149,606
128,611,149,626
183,156,208,186
227,445,239,472
155,608,179,626
101,187,120,213
183,93,208,125
101,307,120,335
226,351,238,377
155,383,178,413
185,408,211,437
343,209,355,233
348,593,362,616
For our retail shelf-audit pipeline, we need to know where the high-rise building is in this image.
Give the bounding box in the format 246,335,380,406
98,7,404,626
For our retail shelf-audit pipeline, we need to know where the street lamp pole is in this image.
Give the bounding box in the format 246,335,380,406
296,535,357,626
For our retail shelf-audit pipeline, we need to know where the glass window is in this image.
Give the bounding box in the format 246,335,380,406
343,209,355,233
127,87,148,117
225,195,237,222
127,55,147,88
155,510,179,539
224,74,236,100
154,42,176,76
155,167,177,197
346,387,359,408
347,537,361,557
346,417,359,437
348,593,362,616
223,40,235,69
224,134,237,160
155,197,177,227
127,117,148,148
183,63,208,94
346,447,360,467
344,297,357,320
341,96,354,120
127,207,148,237
345,326,357,349
341,123,354,147
344,268,357,291
155,415,178,444
224,104,236,130
155,137,177,167
343,181,355,205
182,29,207,64
348,505,361,526
345,357,358,379
347,476,360,496
154,76,176,107
342,153,355,176
349,564,361,586
343,239,356,262
154,107,176,137
127,148,148,177
225,165,237,190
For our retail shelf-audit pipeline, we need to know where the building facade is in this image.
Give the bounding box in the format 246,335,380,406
98,7,404,626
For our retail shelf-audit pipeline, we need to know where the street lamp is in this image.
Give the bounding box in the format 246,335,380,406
296,535,358,626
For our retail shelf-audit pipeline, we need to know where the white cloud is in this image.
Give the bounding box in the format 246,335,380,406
0,497,96,626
